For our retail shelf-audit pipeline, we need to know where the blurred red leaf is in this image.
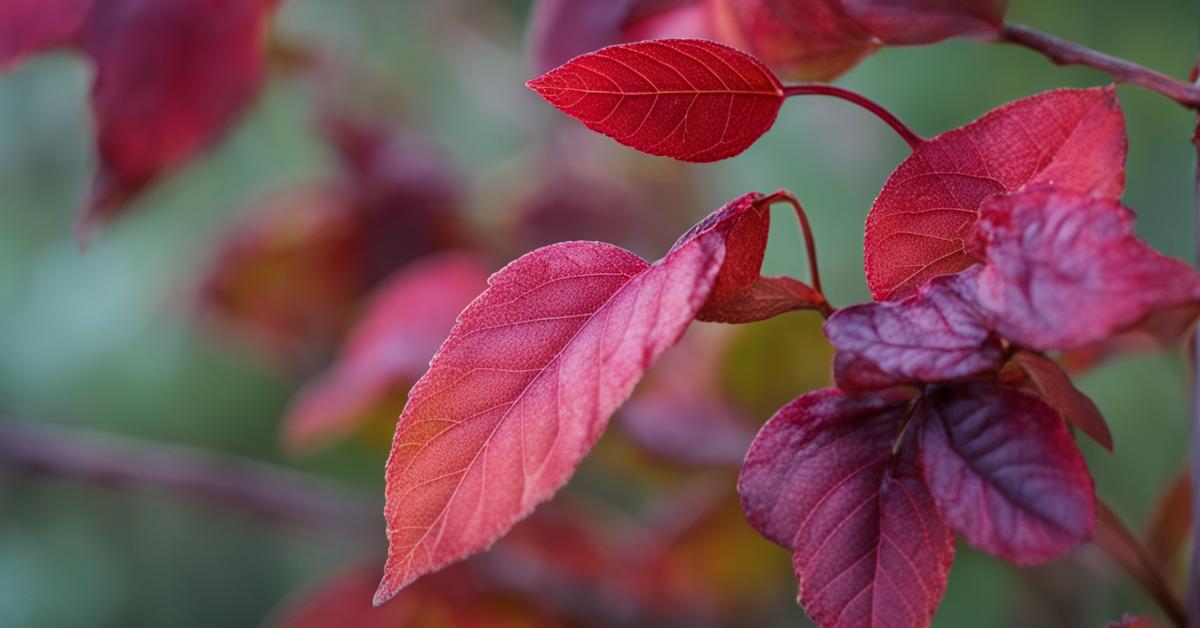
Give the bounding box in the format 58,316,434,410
75,0,279,239
375,192,783,603
195,185,364,365
1144,464,1193,573
918,383,1096,563
864,87,1127,300
840,0,1005,45
824,268,1003,390
712,0,876,81
527,39,784,162
0,0,92,68
739,387,954,627
282,253,490,454
966,186,1200,351
1011,350,1112,452
273,564,421,628
1107,615,1156,628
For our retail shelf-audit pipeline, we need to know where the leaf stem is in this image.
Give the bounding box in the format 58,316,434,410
998,23,1200,109
782,84,925,150
1096,499,1187,627
763,189,834,317
1189,61,1200,628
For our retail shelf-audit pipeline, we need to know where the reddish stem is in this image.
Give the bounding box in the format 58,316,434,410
783,84,925,150
1096,500,1187,627
999,23,1200,109
763,190,836,318
1189,62,1200,628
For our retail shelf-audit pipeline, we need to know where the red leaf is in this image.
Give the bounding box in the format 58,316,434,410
375,193,775,603
918,383,1096,563
1143,464,1192,572
72,0,279,239
965,186,1200,351
864,87,1127,300
699,275,826,323
528,0,715,74
824,269,1002,390
0,0,92,68
283,254,490,454
527,39,784,162
739,387,954,627
713,0,877,81
1011,350,1112,452
1107,615,1157,628
839,0,1006,45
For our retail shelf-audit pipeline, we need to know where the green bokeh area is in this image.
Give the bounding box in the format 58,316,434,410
1,1,1198,626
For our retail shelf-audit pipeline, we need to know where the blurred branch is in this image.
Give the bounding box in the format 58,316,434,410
1096,499,1186,627
1190,60,1200,627
0,419,379,541
999,23,1200,109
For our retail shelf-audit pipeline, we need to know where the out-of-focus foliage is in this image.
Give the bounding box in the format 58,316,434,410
0,0,1196,626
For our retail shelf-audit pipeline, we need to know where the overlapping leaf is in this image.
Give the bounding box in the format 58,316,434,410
739,387,954,628
283,254,490,453
840,0,1005,45
0,0,92,68
918,383,1096,563
1011,350,1112,451
824,268,1002,390
527,39,784,162
965,186,1200,351
375,192,795,603
864,87,1127,300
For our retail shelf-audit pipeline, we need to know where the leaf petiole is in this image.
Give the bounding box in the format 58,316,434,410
760,190,835,317
782,84,925,150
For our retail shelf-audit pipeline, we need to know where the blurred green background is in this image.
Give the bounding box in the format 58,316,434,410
1,0,1198,626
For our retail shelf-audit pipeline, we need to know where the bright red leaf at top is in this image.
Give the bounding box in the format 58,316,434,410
918,383,1096,563
824,268,1003,390
965,186,1200,351
282,253,490,454
0,0,279,240
738,387,954,628
527,39,784,162
864,87,1127,300
839,0,1006,45
375,192,793,604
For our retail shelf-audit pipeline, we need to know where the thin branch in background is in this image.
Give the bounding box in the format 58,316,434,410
1095,500,1186,627
999,23,1200,109
0,419,380,542
1190,55,1200,628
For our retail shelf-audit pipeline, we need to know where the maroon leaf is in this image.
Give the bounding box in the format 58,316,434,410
0,0,92,68
864,87,1127,300
1011,350,1113,452
527,39,784,162
824,268,1002,390
375,192,783,603
282,254,490,454
739,387,955,627
966,186,1200,351
73,0,280,239
699,275,826,324
840,0,1006,45
918,383,1096,563
714,0,877,81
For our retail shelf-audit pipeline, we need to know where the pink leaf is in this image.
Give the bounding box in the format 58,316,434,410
283,254,490,454
840,0,1006,45
824,268,1002,390
0,0,93,68
918,383,1096,563
739,387,954,627
966,186,1200,351
1011,350,1113,452
527,39,784,162
375,192,779,603
864,87,1127,300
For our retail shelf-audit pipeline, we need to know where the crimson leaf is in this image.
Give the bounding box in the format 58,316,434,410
824,268,1002,390
715,0,877,81
374,192,787,603
840,0,1006,45
966,186,1200,351
864,87,1127,300
918,383,1096,563
527,39,784,162
739,387,955,627
1011,350,1113,452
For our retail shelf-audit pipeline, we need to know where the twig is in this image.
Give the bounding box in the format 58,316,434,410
783,84,925,149
0,419,379,540
999,23,1200,109
1189,59,1200,628
1095,499,1186,627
